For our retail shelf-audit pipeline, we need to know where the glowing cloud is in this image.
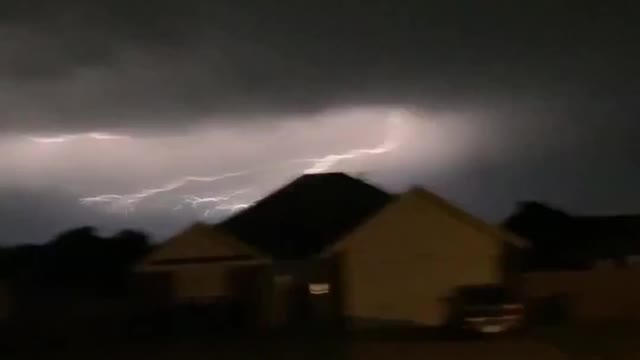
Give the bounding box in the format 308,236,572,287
79,171,248,214
299,112,403,173
28,132,132,143
77,108,406,217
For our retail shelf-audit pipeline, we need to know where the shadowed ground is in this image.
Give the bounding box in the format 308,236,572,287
6,322,640,360
6,337,568,360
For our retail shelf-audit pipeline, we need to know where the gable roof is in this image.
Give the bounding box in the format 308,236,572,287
327,187,527,255
219,172,392,260
139,223,267,269
408,188,528,248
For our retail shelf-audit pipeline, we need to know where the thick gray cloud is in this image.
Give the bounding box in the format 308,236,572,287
4,107,481,243
1,1,637,133
1,1,640,244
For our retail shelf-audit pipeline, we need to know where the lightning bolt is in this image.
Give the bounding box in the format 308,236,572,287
79,172,248,213
175,189,252,215
79,195,139,214
298,111,403,173
299,137,397,173
176,189,254,218
181,189,249,208
28,132,131,143
78,108,407,217
214,203,253,212
203,203,254,217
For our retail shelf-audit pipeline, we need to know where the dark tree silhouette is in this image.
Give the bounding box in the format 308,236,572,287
0,226,152,298
504,201,640,270
503,201,590,270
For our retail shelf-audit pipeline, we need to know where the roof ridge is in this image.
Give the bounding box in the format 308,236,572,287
219,171,392,259
141,222,269,266
212,225,271,259
222,172,388,221
408,187,528,248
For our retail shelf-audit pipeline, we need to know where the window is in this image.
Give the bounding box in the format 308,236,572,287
626,255,640,266
308,283,330,295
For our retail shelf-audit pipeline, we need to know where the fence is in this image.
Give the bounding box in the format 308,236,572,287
523,267,640,322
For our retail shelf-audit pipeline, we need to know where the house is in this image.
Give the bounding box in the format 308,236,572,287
136,173,392,328
504,201,640,270
505,202,640,322
219,172,393,260
572,215,640,267
136,223,270,309
327,187,527,328
137,172,526,330
217,172,393,328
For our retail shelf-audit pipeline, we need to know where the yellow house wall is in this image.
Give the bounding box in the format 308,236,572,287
137,223,269,303
169,263,231,300
142,260,267,302
140,224,262,268
337,193,503,327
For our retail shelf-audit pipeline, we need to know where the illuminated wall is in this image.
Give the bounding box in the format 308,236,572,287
333,188,515,327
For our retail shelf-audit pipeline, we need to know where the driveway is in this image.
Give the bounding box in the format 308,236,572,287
348,339,568,360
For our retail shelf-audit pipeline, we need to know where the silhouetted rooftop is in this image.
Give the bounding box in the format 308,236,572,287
573,215,640,257
219,172,392,260
504,202,640,269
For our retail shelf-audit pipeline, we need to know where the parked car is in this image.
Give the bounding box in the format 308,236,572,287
454,285,525,335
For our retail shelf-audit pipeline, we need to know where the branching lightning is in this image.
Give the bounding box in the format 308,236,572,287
78,109,407,218
174,189,253,217
79,172,248,214
180,189,250,208
28,132,131,143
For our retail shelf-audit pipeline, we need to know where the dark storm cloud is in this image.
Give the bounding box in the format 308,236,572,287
1,1,638,133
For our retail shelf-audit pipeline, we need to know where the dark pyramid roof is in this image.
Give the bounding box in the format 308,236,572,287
219,172,392,260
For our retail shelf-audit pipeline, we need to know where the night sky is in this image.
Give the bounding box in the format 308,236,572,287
1,1,639,244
